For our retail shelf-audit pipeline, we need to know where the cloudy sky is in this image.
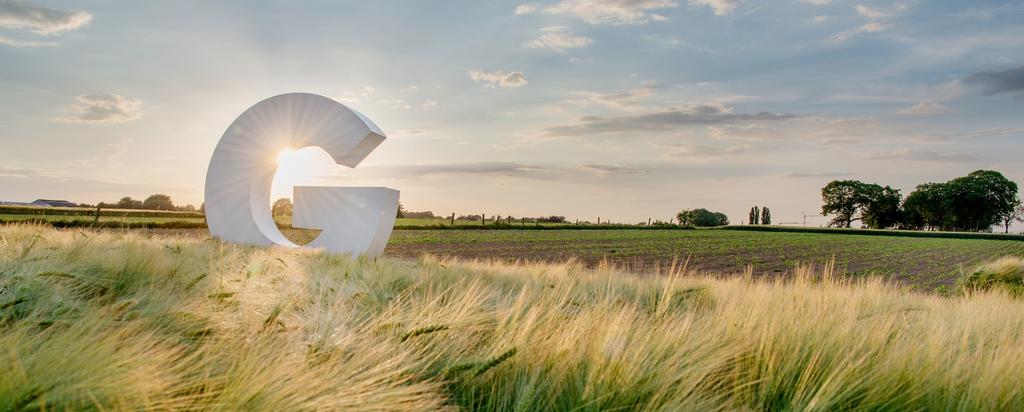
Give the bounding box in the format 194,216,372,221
1,0,1023,225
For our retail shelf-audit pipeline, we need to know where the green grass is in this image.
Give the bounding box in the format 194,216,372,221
2,224,1024,410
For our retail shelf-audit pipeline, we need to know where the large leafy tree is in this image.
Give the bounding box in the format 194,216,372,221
902,183,947,230
821,180,902,229
678,208,729,227
944,170,1018,231
862,186,902,229
821,180,868,227
998,198,1023,234
116,196,143,209
142,194,174,211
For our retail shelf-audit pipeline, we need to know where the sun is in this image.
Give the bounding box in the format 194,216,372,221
277,148,299,165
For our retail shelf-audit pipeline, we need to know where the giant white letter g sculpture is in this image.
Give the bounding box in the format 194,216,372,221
204,93,398,256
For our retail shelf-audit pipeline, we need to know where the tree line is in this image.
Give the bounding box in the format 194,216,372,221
92,194,199,212
821,170,1022,233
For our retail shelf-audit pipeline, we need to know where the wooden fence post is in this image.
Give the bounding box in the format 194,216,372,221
451,213,455,226
482,213,486,226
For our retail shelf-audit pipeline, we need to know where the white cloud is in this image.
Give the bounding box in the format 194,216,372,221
0,0,91,35
832,21,890,43
59,94,142,124
799,0,831,5
855,5,893,18
468,69,528,88
572,87,656,111
544,0,679,25
514,3,538,14
688,0,740,16
655,142,753,160
898,101,948,115
865,148,975,163
707,124,789,141
812,15,829,23
336,86,376,104
524,26,593,52
0,35,54,47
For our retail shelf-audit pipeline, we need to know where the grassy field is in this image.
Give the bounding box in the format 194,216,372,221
384,229,1024,291
2,224,1024,410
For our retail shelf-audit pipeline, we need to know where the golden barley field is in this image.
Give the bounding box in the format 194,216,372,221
2,224,1024,411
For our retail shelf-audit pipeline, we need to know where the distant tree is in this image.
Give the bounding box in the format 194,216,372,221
677,210,695,226
821,180,869,228
179,204,196,212
944,170,1018,232
142,194,174,211
396,202,406,218
862,186,902,229
116,196,143,209
998,198,1023,234
749,207,759,225
678,208,729,227
902,183,947,230
536,216,567,223
198,203,205,214
404,210,436,219
761,207,771,225
272,198,293,217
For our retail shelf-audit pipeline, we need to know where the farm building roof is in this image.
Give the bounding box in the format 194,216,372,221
31,199,79,208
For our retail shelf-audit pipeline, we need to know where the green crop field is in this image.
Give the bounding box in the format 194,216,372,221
3,217,1020,291
383,229,1024,291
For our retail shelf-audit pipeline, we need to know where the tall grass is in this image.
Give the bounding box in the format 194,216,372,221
2,224,1024,410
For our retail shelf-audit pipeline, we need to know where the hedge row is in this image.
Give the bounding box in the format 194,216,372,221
1,218,207,230
717,225,1024,241
0,205,204,219
1,219,697,231
392,223,694,230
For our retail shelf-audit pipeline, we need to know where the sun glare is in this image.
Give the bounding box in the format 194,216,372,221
276,148,295,164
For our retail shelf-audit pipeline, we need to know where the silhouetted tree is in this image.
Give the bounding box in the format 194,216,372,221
142,194,174,211
944,170,1018,231
679,208,729,227
902,183,947,230
761,207,771,225
999,198,1023,234
396,202,406,218
116,196,142,209
862,186,902,229
821,180,868,228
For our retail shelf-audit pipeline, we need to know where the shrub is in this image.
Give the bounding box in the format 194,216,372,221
959,256,1024,296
